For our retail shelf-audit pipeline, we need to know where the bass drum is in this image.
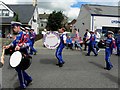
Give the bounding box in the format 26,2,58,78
18,54,32,70
10,51,32,70
43,31,60,49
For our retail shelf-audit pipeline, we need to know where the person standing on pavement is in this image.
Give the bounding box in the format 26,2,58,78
83,29,91,51
104,31,116,70
95,30,101,52
86,31,98,56
116,30,120,56
29,28,37,55
3,22,32,89
55,28,67,67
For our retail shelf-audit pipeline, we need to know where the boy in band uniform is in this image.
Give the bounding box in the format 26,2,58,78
3,21,32,89
104,31,116,70
55,28,67,67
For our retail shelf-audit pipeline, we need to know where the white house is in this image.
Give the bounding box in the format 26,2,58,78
39,13,49,31
74,4,120,38
0,1,39,38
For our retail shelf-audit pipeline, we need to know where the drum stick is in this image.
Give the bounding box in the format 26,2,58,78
1,48,5,58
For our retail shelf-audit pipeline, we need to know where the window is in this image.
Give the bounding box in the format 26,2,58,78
41,23,43,27
2,9,9,16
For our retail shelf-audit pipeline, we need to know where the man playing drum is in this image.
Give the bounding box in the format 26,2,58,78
3,21,32,89
55,28,67,67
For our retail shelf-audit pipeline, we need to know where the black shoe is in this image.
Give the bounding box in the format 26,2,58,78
104,67,111,70
86,54,90,56
59,63,63,67
94,54,98,56
84,49,86,51
34,52,37,55
56,63,60,66
26,80,32,86
20,84,26,89
62,62,65,64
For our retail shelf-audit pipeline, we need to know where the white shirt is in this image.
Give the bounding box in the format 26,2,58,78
95,32,101,42
86,32,91,39
62,32,67,41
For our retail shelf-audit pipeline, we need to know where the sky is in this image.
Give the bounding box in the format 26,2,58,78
0,0,119,22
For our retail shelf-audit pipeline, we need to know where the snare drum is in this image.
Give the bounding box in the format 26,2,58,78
10,51,31,70
43,31,60,49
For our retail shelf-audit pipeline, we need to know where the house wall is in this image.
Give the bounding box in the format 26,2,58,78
93,16,120,30
29,6,39,34
74,5,91,38
39,19,47,30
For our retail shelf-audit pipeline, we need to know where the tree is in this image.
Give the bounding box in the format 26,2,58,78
47,11,64,31
12,12,20,22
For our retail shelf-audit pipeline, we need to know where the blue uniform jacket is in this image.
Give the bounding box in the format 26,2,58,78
89,34,96,45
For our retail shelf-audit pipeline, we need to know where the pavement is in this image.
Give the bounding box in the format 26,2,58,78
1,39,119,89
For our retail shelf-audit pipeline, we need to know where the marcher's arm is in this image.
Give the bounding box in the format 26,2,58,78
0,56,4,68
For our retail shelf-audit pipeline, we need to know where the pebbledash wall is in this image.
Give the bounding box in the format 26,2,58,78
74,4,120,38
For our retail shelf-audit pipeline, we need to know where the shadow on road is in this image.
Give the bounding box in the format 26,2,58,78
101,73,119,87
13,81,19,89
40,58,57,65
89,61,104,69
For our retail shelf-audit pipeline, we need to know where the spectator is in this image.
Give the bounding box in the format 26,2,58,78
75,37,83,51
72,28,82,51
66,35,73,50
6,33,12,39
83,29,91,51
95,30,101,52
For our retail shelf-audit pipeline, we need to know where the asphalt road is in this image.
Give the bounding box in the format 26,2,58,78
1,40,119,89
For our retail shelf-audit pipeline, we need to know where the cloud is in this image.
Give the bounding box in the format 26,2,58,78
37,0,119,21
0,0,119,22
37,1,79,21
0,0,17,4
76,0,119,2
64,8,80,21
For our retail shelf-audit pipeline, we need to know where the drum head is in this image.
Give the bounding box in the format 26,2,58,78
10,51,22,68
44,32,60,49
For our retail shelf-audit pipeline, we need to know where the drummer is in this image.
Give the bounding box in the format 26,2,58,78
55,28,67,67
3,21,32,89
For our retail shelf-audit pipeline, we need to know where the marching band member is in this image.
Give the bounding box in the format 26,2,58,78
116,30,120,56
3,21,32,89
55,28,67,67
104,31,116,70
29,28,37,55
86,31,98,56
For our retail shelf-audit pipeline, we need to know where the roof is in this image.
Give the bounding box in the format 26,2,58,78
2,17,12,24
68,19,77,25
83,4,119,17
39,14,49,19
2,4,35,24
